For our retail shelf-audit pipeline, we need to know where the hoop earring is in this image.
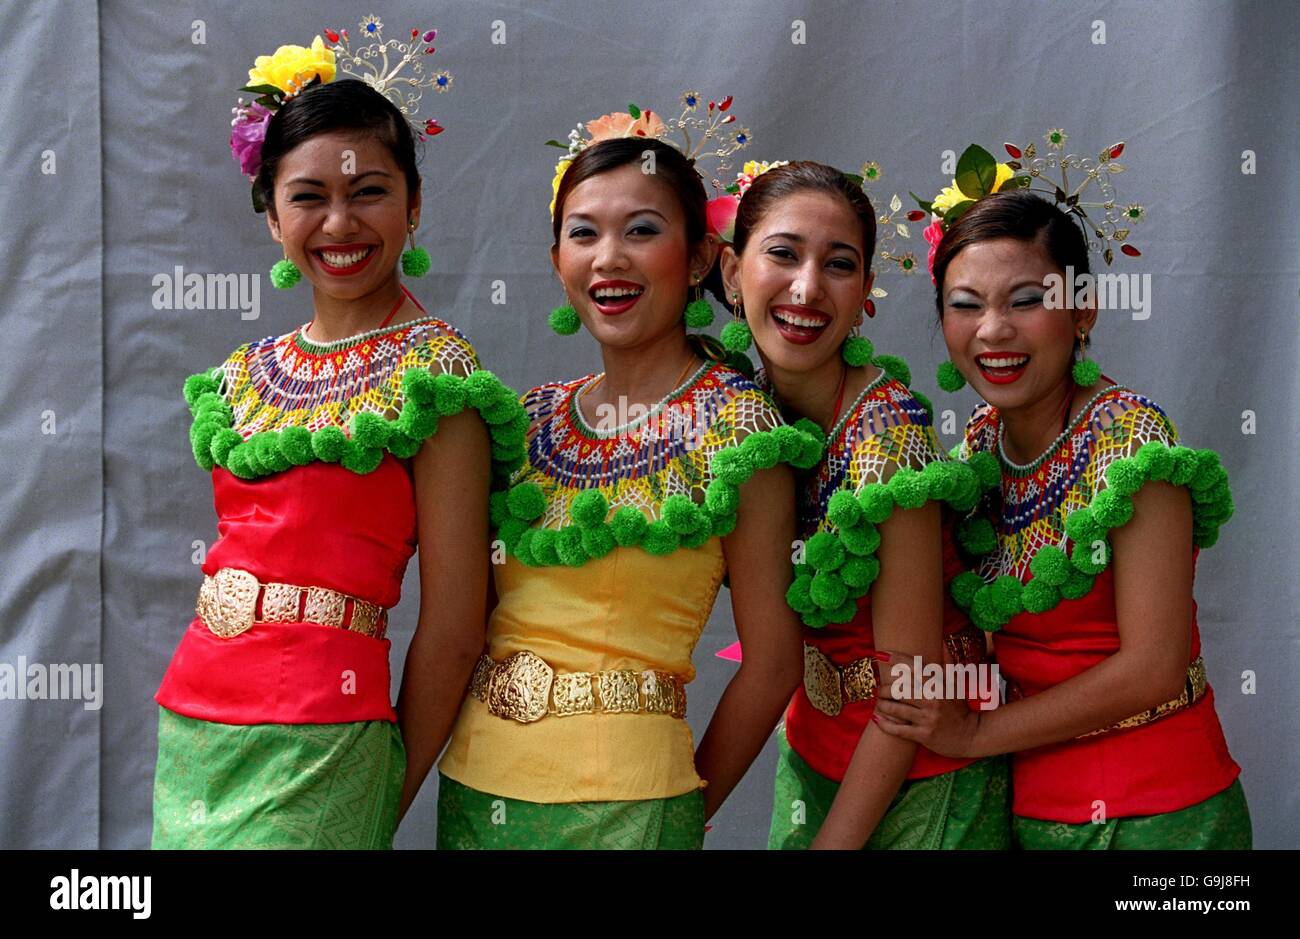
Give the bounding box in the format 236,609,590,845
1072,328,1100,385
401,219,431,277
269,248,301,289
720,291,752,352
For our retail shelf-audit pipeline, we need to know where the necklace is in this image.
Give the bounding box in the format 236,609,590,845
573,354,706,438
302,285,424,347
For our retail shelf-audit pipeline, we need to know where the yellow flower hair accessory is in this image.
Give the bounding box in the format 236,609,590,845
232,15,456,210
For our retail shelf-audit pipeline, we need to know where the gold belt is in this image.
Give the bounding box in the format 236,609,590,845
469,651,687,723
196,567,388,640
1005,656,1208,738
802,625,988,718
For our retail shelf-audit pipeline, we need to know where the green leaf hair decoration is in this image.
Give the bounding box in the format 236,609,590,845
784,458,986,628
949,441,1235,632
185,365,528,493
496,420,825,568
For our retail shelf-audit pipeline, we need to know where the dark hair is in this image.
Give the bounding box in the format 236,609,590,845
706,161,876,304
255,78,421,215
550,138,707,247
931,189,1090,316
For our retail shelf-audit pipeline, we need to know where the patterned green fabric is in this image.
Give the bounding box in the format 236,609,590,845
767,730,1011,849
151,706,405,849
1012,779,1252,850
436,773,705,849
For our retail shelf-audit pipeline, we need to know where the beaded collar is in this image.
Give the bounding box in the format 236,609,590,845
527,362,760,490
801,374,936,536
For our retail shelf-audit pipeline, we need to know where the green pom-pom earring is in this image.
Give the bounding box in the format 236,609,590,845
269,254,301,289
1072,329,1101,385
401,219,431,277
841,332,874,367
549,302,581,336
936,360,966,392
721,292,752,352
401,246,431,277
684,282,714,328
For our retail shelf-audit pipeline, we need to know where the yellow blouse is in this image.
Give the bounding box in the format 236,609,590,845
439,361,819,803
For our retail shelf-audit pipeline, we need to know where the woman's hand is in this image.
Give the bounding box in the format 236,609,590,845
874,694,982,759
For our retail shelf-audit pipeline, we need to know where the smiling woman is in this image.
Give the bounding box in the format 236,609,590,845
151,33,527,849
874,176,1250,850
716,161,1010,850
434,128,815,850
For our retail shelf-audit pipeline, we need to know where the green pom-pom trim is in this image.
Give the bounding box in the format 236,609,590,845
840,555,879,590
1105,458,1144,497
188,368,528,500
838,521,881,556
184,371,220,408
569,489,609,529
858,485,895,524
1091,488,1134,529
936,360,966,392
549,304,581,336
605,506,644,547
269,257,301,289
826,490,863,529
841,335,874,366
704,479,740,517
950,571,984,609
720,319,753,353
1021,578,1060,613
1028,545,1071,586
804,531,846,571
278,425,314,466
786,575,815,614
871,354,911,387
948,440,1233,624
1070,538,1110,575
684,297,714,328
498,421,823,570
957,517,998,556
888,467,929,509
966,451,1001,490
554,527,588,567
508,483,547,522
1072,358,1101,386
530,529,561,566
581,525,617,560
810,570,848,610
401,246,432,278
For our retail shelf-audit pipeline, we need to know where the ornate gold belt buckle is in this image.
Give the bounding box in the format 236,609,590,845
487,650,555,723
197,568,259,638
803,644,843,717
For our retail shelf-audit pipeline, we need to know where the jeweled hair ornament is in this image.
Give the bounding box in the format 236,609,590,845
546,91,751,217
913,128,1145,280
230,15,453,208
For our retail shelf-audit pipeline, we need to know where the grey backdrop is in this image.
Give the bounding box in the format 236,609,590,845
1,0,1295,849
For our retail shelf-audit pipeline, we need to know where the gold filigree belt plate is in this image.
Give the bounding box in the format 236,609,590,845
469,651,687,723
196,567,387,639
